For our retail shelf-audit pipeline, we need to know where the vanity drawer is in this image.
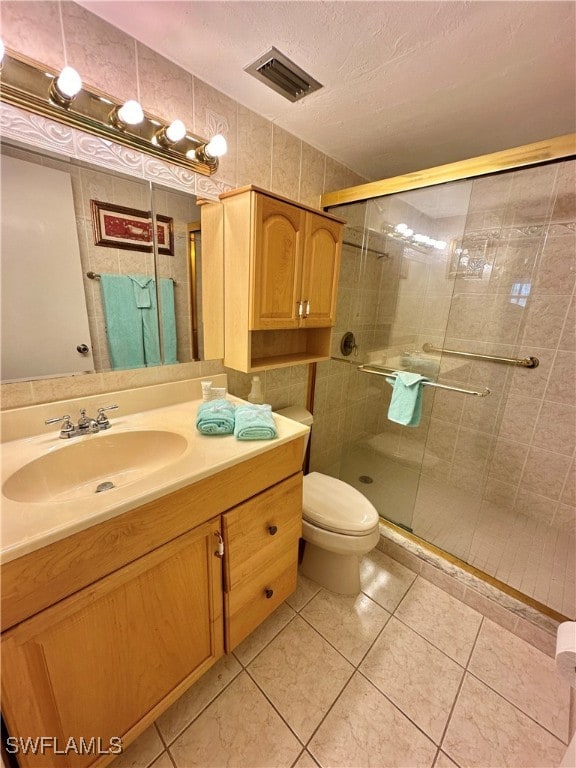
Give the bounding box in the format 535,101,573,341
225,547,298,650
222,472,302,591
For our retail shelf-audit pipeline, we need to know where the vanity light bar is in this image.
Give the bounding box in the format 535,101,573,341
0,51,224,177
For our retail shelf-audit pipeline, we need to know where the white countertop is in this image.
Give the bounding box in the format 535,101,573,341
1,396,308,564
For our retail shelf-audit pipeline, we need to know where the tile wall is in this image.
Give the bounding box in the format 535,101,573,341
0,0,365,411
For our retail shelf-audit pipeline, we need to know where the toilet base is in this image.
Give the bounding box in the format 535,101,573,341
301,541,362,596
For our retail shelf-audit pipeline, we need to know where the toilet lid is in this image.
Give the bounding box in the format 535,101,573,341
303,472,379,536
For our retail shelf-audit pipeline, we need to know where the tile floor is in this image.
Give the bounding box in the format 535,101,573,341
111,549,573,768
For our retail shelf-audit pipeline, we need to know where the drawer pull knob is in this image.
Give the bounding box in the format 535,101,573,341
268,525,278,536
264,588,274,599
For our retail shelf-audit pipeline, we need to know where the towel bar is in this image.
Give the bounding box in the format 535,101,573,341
358,365,491,397
422,343,538,368
87,271,176,284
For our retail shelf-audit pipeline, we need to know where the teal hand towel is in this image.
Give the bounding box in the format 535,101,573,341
99,274,146,369
196,399,235,435
386,371,429,427
159,278,178,365
234,404,277,441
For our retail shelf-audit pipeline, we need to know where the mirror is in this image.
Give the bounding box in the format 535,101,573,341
0,140,203,383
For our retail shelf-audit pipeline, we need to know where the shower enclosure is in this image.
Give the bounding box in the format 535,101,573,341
311,140,575,620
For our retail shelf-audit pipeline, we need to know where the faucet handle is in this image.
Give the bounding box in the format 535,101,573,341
45,413,73,427
96,404,118,429
44,414,75,437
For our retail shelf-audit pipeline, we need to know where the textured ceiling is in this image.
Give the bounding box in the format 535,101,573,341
77,1,576,181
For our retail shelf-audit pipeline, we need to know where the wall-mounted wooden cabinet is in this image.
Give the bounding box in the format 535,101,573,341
207,185,344,372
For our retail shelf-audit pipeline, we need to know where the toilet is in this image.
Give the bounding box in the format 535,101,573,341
277,407,380,596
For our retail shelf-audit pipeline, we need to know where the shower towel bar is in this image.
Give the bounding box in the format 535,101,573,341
358,365,491,397
87,271,176,284
422,343,538,368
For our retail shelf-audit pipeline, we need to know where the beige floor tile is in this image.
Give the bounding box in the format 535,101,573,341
156,655,241,744
149,754,173,768
233,602,296,666
247,616,354,741
434,751,459,768
360,617,465,743
468,619,571,740
360,549,417,613
308,673,437,768
169,672,301,768
293,750,320,767
395,577,482,665
287,573,322,611
110,725,164,768
300,588,391,665
442,674,567,768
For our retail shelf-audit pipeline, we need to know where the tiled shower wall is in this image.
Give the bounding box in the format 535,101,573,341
0,0,365,411
311,159,575,543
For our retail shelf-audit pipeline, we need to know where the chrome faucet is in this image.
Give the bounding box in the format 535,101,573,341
77,408,100,434
45,405,118,439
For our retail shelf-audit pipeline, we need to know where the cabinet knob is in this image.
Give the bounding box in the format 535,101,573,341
264,588,274,599
268,525,278,536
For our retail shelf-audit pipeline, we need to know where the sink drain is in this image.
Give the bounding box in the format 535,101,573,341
359,475,373,484
95,481,115,493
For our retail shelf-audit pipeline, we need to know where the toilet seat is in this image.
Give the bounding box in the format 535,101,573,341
303,472,379,536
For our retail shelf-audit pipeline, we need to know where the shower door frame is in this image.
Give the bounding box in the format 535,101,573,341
316,132,576,623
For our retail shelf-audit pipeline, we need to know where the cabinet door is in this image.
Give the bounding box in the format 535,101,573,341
300,212,343,327
250,194,305,330
1,520,223,768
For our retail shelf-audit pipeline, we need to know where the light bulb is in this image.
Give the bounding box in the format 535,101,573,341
0,38,5,64
205,134,227,158
55,66,82,98
116,100,144,126
395,223,408,233
165,119,186,143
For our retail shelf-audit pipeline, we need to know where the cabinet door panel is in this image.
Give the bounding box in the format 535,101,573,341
251,195,305,330
223,473,302,590
225,553,298,651
1,521,223,768
301,213,342,327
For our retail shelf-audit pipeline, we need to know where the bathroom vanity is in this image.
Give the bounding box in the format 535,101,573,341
0,378,307,767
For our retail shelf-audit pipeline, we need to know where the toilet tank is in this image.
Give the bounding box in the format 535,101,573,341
276,406,313,456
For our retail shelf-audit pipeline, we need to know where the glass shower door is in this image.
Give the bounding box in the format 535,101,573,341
330,180,473,531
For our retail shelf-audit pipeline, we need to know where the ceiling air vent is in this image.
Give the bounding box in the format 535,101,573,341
244,47,323,103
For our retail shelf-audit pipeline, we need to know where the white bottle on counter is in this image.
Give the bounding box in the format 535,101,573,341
247,375,264,404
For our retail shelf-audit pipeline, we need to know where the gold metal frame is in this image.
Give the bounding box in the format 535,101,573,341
321,134,576,208
0,50,219,176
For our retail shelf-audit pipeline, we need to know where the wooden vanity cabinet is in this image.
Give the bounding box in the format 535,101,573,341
1,520,223,768
1,438,304,768
216,185,344,372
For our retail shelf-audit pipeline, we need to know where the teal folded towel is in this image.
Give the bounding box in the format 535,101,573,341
196,399,235,435
234,404,277,441
386,371,429,427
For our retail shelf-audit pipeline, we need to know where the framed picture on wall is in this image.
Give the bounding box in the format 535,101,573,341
90,200,174,255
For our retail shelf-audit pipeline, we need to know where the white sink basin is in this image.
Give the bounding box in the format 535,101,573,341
2,430,188,503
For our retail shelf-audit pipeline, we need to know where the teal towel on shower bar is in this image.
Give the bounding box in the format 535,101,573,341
386,371,429,427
